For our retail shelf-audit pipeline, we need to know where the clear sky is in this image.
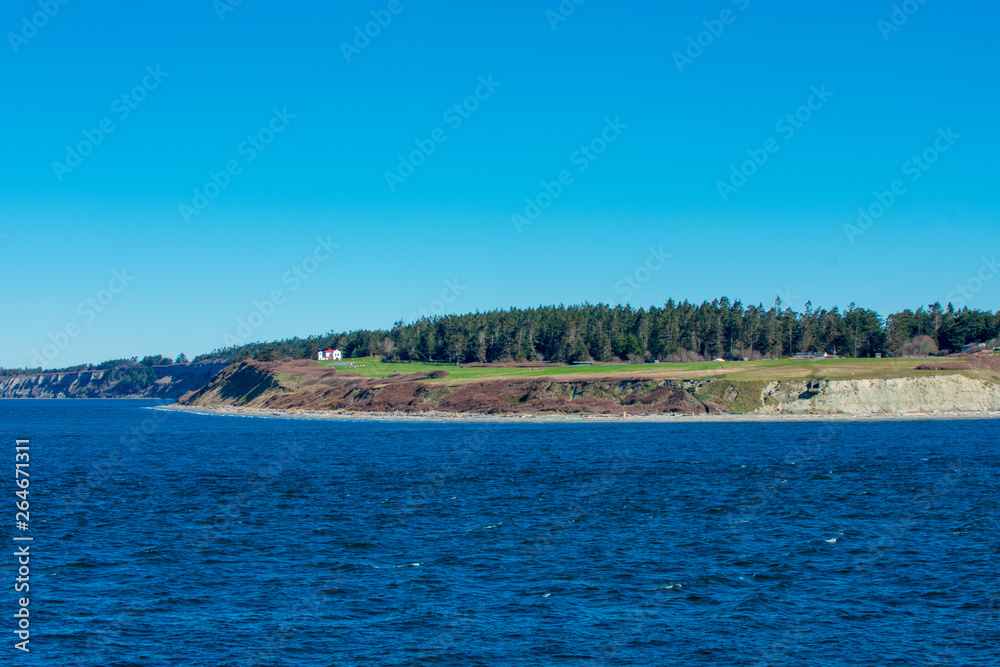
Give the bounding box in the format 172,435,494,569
1,0,997,368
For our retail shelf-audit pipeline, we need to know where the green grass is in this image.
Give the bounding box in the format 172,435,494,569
694,379,771,414
317,356,992,385
322,356,741,382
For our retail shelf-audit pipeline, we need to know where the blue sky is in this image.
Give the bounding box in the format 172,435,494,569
1,0,997,368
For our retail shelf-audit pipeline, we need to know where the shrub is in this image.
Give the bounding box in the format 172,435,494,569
897,335,939,357
663,349,705,363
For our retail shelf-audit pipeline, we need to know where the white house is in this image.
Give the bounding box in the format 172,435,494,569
318,349,342,361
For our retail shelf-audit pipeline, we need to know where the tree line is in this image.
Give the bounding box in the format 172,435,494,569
191,299,1000,365
0,354,189,378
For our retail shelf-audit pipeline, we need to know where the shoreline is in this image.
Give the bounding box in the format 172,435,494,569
159,403,1000,424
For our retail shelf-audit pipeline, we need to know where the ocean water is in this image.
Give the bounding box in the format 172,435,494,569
2,399,998,666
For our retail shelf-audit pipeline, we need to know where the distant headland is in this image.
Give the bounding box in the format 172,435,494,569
4,299,1000,418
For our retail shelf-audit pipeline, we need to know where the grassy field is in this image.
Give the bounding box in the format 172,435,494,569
319,356,996,384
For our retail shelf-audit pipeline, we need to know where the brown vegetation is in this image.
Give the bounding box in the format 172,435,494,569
898,335,939,357
179,361,714,416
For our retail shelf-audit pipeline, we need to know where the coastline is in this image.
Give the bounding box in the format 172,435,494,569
159,403,1000,424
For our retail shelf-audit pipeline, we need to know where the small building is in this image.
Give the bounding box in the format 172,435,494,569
961,342,985,354
318,349,342,361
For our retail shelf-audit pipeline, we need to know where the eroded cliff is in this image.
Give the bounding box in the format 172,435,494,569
175,360,1000,417
0,363,228,399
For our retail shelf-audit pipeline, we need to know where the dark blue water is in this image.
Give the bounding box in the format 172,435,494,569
2,400,998,666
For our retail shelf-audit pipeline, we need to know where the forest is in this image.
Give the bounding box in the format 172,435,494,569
0,354,190,378
191,299,1000,366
